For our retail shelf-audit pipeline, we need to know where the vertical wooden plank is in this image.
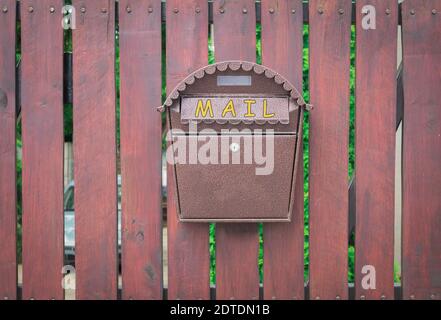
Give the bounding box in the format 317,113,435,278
402,0,441,300
0,0,17,301
355,0,397,300
21,0,64,300
166,0,210,300
73,0,117,300
213,0,259,300
308,0,351,300
261,0,304,300
119,0,163,300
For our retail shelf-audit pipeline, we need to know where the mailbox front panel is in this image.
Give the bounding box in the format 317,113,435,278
174,135,298,222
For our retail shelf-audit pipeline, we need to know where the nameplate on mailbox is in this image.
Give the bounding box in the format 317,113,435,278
180,96,289,122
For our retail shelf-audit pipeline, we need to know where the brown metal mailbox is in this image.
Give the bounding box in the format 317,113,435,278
159,61,309,222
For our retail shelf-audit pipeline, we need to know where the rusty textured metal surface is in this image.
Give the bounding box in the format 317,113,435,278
166,0,210,300
309,0,351,300
119,0,163,300
21,0,64,300
175,135,297,222
0,0,17,301
355,0,397,300
73,0,118,300
262,0,305,300
402,0,441,300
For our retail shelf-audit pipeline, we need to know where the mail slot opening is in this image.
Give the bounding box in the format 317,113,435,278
159,61,310,222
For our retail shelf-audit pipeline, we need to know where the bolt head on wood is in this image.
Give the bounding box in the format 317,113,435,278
173,8,179,14
50,7,55,13
269,8,275,14
380,295,386,300
318,7,324,15
360,295,366,300
219,8,225,14
242,8,248,14
80,7,86,13
126,6,132,13
409,294,415,300
28,6,34,13
432,9,438,15
101,8,107,14
338,8,344,15
3,296,8,300
148,7,153,13
195,7,201,13
291,9,296,14
335,295,341,300
430,294,436,299
2,6,8,13
410,9,416,15
385,9,391,15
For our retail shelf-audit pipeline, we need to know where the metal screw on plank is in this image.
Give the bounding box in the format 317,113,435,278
148,7,153,13
291,9,296,14
2,6,7,13
409,294,415,300
173,8,179,14
101,8,107,14
29,297,35,300
432,9,438,15
430,294,436,300
318,7,324,15
385,9,391,15
335,295,341,300
315,296,320,300
126,6,132,13
50,6,55,13
242,8,248,14
219,8,225,14
360,295,366,300
410,9,416,16
195,7,201,13
28,6,34,13
3,296,8,300
380,295,386,300
269,8,275,14
338,8,344,15
80,7,86,13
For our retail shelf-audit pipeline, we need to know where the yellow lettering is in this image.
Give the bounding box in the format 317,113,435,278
263,99,275,118
244,99,256,118
222,100,237,118
195,99,214,118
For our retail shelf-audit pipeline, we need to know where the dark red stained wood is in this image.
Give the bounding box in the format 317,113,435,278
0,0,17,301
261,0,304,300
73,0,117,300
119,0,163,300
21,0,64,300
401,0,441,300
213,0,259,300
355,0,397,300
166,0,210,300
308,0,351,300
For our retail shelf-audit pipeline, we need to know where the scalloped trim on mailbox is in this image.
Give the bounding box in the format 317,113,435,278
157,61,311,116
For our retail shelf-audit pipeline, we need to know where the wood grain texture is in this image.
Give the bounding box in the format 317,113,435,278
73,0,118,300
213,0,260,300
261,0,304,300
355,0,397,300
166,0,210,300
308,0,351,300
401,0,441,300
21,0,64,300
119,0,163,300
0,0,17,301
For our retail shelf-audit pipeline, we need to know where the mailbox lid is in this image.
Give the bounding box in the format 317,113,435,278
174,134,298,222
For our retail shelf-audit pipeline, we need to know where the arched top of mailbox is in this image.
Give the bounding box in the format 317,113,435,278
158,61,310,112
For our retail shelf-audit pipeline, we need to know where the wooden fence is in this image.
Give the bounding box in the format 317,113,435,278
0,0,440,300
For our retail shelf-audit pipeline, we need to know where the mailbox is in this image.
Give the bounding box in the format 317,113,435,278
159,61,310,222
